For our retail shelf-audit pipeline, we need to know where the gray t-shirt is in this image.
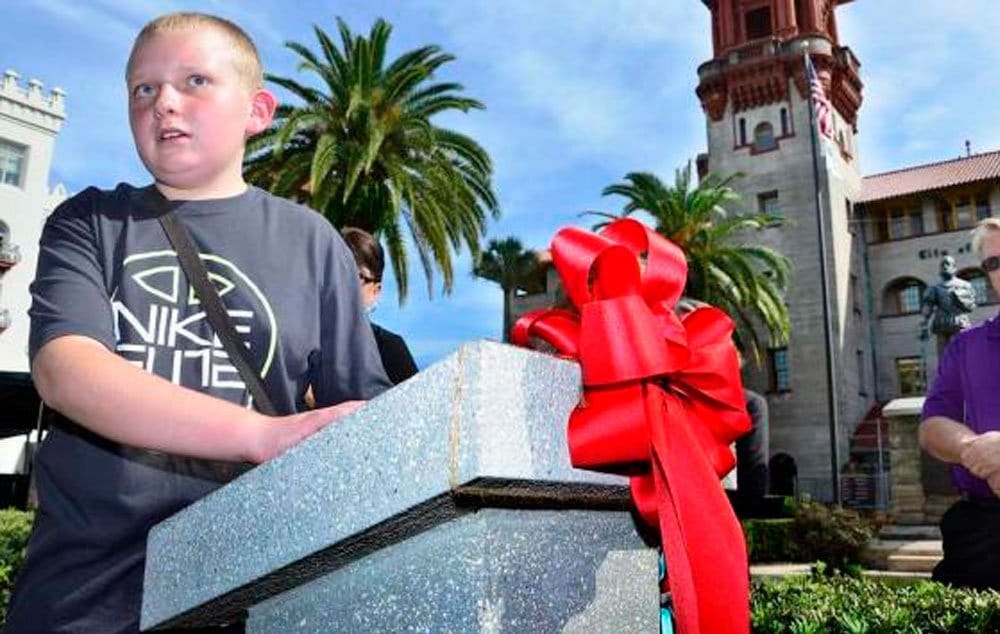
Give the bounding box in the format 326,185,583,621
6,183,391,633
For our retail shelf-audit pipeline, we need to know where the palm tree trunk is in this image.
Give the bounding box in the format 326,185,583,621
502,289,514,342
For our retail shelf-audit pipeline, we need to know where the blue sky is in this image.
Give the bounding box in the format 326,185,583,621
3,1,1000,368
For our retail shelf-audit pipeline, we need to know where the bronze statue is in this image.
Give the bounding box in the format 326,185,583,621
921,256,976,348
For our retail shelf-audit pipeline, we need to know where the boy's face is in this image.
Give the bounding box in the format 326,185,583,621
127,27,275,198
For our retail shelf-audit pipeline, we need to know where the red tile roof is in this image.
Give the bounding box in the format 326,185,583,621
859,150,1000,203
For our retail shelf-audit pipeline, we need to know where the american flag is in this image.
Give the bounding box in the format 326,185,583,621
804,53,834,142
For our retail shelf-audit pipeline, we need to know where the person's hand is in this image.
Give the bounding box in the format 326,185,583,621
959,431,1000,479
987,471,1000,497
248,400,365,464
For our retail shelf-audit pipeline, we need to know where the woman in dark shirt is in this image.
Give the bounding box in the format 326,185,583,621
341,228,418,384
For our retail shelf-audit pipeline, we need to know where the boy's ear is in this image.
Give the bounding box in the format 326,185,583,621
246,88,278,137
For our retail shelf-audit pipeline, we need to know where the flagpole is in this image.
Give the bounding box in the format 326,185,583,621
803,45,842,505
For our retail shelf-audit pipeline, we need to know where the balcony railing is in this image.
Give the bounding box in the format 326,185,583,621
0,308,10,332
726,36,780,63
0,244,22,270
699,35,837,82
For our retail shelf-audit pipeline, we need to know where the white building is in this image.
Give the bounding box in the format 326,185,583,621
0,69,67,437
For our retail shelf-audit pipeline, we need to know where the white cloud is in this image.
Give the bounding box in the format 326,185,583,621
840,1,1000,172
421,0,710,171
24,0,139,48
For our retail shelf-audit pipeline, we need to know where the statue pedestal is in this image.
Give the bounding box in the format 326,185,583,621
141,341,658,632
883,397,959,525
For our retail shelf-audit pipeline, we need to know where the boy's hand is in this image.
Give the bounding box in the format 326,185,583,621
250,400,365,464
33,335,370,464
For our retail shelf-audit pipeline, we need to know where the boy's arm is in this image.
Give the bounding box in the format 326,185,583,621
312,232,392,406
34,335,359,464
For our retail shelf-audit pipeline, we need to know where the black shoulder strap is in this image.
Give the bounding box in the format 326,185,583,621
156,206,279,416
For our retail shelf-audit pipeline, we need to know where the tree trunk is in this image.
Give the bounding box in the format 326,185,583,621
502,289,514,342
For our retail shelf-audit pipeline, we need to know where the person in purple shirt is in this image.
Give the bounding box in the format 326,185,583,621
921,216,1000,590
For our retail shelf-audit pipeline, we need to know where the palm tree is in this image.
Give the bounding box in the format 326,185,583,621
473,237,541,342
245,18,499,302
589,162,790,357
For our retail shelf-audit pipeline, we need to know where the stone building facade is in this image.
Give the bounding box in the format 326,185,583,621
511,0,1000,502
0,69,67,435
695,0,865,500
859,154,1000,401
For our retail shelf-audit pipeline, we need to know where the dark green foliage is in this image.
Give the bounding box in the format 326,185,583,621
743,518,798,563
472,237,540,341
742,500,873,570
0,508,34,621
588,162,790,359
752,572,1000,633
245,18,498,301
792,499,874,573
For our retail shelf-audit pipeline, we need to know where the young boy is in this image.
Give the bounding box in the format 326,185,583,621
5,13,391,633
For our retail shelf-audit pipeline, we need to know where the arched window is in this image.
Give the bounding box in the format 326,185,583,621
769,453,798,496
780,108,789,136
883,277,925,315
753,122,776,152
958,268,996,305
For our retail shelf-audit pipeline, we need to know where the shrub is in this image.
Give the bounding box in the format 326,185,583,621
752,572,1000,633
791,499,873,573
742,500,873,569
743,518,797,563
0,508,34,621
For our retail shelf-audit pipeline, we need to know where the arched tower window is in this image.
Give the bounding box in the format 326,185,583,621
753,122,776,152
883,277,925,315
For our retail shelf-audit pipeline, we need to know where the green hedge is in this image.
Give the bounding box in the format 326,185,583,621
744,518,797,563
752,572,1000,633
0,508,33,621
743,500,874,570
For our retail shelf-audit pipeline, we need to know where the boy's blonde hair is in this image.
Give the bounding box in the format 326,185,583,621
972,217,1000,257
126,12,263,91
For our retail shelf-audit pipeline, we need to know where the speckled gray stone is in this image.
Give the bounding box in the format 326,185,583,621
141,341,644,631
245,509,658,634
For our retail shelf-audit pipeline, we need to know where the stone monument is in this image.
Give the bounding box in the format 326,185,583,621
141,341,659,633
920,255,976,353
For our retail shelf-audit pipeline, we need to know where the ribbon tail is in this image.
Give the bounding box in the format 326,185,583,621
649,388,750,634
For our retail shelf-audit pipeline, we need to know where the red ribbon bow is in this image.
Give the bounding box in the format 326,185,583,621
512,219,751,633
